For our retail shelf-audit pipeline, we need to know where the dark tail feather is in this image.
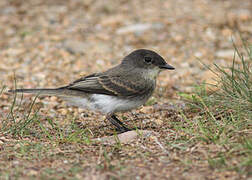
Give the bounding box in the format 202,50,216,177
8,88,64,95
8,87,85,97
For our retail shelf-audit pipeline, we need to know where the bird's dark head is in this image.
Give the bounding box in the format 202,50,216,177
122,49,175,71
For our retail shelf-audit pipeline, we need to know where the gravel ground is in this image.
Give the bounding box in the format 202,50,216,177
0,0,252,179
1,0,251,91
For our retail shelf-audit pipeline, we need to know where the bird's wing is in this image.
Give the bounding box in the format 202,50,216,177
66,73,152,97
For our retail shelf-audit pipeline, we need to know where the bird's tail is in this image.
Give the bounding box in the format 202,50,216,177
8,87,85,97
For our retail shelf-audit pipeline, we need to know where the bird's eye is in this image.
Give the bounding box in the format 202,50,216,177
144,57,152,63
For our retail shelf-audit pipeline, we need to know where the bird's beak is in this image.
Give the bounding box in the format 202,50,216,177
159,63,175,70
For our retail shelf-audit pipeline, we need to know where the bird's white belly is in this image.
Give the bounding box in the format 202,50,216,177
64,94,148,114
91,94,147,113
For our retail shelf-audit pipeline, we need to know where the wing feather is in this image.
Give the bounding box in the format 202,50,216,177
66,73,154,97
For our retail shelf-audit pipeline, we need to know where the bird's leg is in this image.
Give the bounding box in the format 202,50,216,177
106,113,131,133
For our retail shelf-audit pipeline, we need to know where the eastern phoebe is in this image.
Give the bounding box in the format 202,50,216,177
9,49,175,132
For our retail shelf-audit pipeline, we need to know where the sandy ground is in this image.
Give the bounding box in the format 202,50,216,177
0,0,251,179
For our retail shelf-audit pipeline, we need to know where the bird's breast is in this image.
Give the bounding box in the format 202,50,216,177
90,94,149,114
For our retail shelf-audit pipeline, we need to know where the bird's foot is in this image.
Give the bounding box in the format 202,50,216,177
107,114,133,133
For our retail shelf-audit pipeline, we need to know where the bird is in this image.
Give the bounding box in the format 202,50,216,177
9,49,175,133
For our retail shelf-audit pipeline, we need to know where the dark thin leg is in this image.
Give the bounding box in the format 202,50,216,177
106,114,132,133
